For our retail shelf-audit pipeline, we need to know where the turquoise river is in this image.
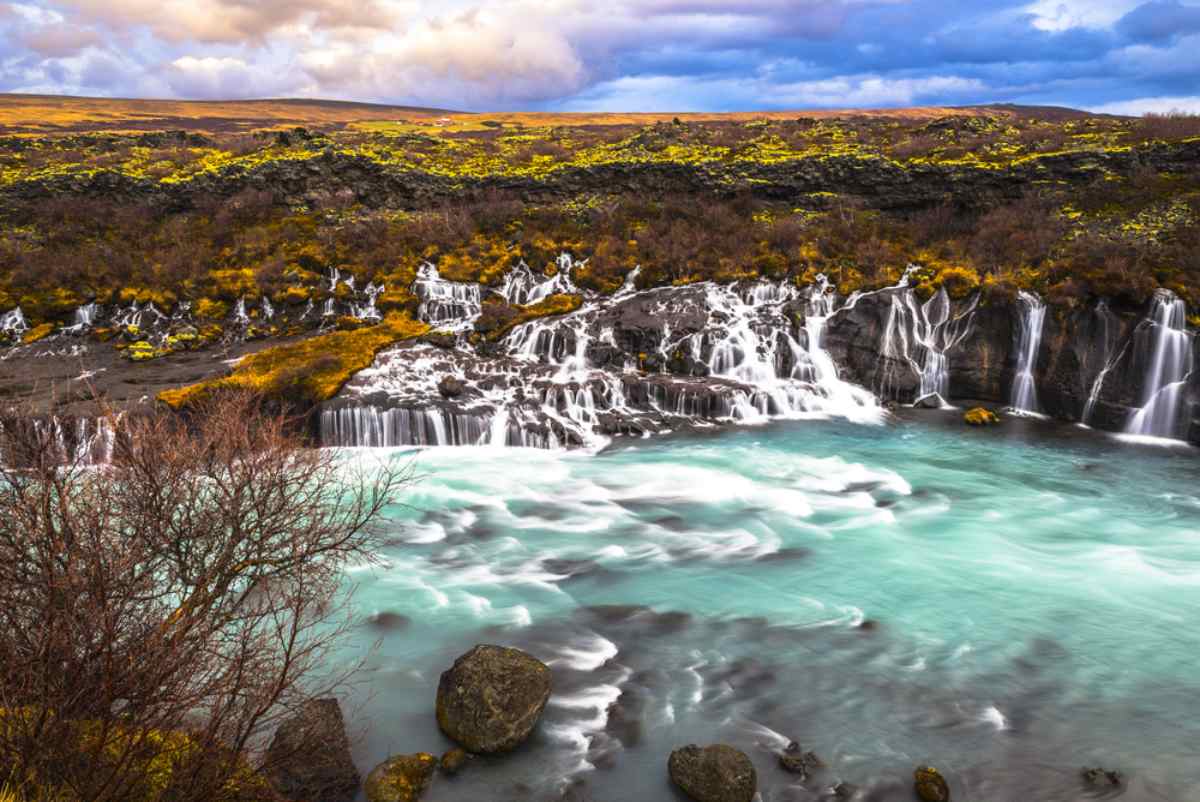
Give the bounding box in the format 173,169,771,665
335,411,1200,802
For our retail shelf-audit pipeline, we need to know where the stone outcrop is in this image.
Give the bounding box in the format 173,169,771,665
435,644,551,754
265,698,360,802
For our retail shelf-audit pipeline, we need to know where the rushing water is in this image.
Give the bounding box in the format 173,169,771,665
1126,290,1195,441
1009,291,1046,415
335,414,1200,802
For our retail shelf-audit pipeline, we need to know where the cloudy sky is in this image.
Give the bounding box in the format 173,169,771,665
1,0,1199,113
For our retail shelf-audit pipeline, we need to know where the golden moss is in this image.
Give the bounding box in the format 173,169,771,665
964,407,1000,426
21,323,54,344
158,311,429,409
192,298,230,320
484,294,583,342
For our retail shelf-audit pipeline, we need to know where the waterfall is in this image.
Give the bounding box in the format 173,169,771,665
70,302,99,332
233,298,250,325
412,264,482,327
353,282,384,321
877,286,978,407
1081,301,1124,426
1125,289,1194,440
1,307,29,338
261,297,275,321
1008,291,1046,415
321,270,883,451
497,254,581,305
3,415,120,465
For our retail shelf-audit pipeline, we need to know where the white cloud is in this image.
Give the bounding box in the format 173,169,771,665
165,55,303,98
1023,0,1142,31
1090,94,1200,114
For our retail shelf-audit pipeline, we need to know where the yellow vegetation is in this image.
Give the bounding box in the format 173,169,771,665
21,323,54,344
964,407,1000,426
158,312,429,409
484,294,583,342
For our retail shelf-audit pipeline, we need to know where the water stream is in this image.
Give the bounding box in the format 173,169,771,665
1126,290,1195,441
338,415,1200,802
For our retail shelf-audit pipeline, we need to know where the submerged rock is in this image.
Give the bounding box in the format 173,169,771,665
365,753,437,802
1081,766,1123,787
914,765,950,802
778,741,822,777
668,744,757,802
265,698,360,802
963,407,999,426
436,644,551,753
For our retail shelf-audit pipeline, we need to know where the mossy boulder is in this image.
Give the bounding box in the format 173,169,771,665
963,407,1000,426
265,698,360,802
364,753,436,802
914,765,950,802
668,744,757,802
435,645,551,754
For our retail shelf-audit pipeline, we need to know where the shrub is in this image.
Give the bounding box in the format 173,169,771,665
0,395,408,802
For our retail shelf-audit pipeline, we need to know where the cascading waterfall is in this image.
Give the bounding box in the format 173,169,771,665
1081,301,1125,427
498,254,581,305
1,307,29,338
1125,289,1194,440
2,415,121,465
877,285,978,408
322,261,883,451
1008,290,1046,415
412,264,482,327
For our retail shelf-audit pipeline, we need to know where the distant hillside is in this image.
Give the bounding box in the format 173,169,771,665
0,94,457,134
0,93,1106,135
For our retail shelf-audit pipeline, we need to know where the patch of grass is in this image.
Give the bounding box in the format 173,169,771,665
158,312,429,409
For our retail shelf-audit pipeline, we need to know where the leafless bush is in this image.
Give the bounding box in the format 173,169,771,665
0,394,408,801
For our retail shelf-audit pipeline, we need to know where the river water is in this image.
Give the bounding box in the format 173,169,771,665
336,412,1200,802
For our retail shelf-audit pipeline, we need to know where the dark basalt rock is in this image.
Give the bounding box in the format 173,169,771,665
265,698,360,802
668,744,757,802
437,375,465,398
435,644,551,754
778,741,822,778
1081,766,1123,787
914,765,950,802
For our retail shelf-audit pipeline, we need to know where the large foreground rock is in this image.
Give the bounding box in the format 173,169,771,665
265,698,360,802
668,744,757,802
435,644,552,754
365,753,437,802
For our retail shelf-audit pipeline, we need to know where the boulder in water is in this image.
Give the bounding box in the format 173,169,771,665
914,393,945,409
914,765,950,801
668,744,757,802
778,741,821,777
265,698,360,802
439,748,469,775
1081,767,1123,787
364,753,437,802
963,407,999,426
436,644,551,753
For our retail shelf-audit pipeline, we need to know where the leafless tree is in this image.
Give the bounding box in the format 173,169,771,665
0,394,408,801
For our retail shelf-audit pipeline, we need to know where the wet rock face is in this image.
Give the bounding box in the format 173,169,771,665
668,744,757,802
435,644,552,754
364,753,437,802
265,698,360,802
